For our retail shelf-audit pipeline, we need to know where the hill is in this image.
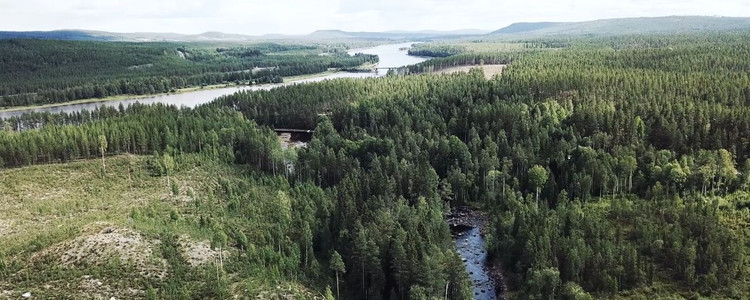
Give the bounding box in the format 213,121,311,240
490,16,750,36
305,29,485,40
491,22,564,34
0,28,486,42
0,30,115,41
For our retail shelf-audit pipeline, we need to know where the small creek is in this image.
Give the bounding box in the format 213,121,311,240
449,208,501,300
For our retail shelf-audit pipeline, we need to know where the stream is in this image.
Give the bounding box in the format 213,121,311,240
449,207,502,300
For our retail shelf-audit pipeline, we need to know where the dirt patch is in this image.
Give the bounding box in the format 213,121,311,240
254,282,323,300
34,225,168,279
435,64,505,79
74,276,144,299
0,219,13,237
178,236,227,267
277,133,309,150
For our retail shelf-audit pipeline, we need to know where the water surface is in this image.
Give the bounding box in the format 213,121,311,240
455,227,498,300
0,42,428,119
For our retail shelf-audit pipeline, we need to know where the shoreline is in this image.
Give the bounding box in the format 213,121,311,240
0,83,243,113
0,68,371,114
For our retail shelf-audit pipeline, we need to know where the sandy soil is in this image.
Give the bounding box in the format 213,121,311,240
0,219,13,237
35,225,169,279
178,235,227,267
435,64,506,79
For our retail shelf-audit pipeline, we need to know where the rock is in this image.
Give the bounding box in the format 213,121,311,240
110,297,116,300
22,292,31,298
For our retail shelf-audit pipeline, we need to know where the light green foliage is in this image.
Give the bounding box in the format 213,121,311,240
561,282,593,300
325,286,335,300
330,251,345,274
529,165,549,201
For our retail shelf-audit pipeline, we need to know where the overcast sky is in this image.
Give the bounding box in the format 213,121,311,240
1,0,749,35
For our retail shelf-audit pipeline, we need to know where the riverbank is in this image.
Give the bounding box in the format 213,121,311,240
448,206,507,300
0,70,347,113
0,83,235,113
0,43,426,119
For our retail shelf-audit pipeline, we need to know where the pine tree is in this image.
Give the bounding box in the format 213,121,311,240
330,251,346,299
98,134,107,175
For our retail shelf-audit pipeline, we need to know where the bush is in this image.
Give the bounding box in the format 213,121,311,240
171,181,180,196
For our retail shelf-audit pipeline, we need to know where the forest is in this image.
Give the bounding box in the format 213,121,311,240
0,40,377,108
1,33,750,299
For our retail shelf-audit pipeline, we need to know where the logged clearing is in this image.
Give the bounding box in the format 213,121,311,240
0,155,312,299
33,225,169,279
0,155,180,254
434,64,506,79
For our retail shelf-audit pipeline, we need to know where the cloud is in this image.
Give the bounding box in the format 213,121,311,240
0,0,748,34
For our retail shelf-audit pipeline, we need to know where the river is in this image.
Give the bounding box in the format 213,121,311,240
0,42,426,119
449,207,501,300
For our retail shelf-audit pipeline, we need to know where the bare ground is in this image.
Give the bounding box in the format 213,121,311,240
33,224,169,280
434,64,506,79
178,235,228,267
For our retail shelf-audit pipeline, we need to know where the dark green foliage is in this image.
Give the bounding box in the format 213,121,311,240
0,103,286,173
399,52,512,74
408,44,467,57
211,33,750,298
0,40,376,107
4,33,750,299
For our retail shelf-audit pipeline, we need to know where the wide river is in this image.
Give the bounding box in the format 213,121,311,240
0,42,426,119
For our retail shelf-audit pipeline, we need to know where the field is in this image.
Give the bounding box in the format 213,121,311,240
433,64,505,79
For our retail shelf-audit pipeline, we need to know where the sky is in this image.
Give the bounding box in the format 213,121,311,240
1,0,749,35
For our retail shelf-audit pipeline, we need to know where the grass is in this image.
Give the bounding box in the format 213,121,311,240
433,64,506,79
0,154,322,298
0,155,216,256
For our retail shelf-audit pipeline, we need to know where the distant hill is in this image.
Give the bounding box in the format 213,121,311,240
490,16,750,36
306,29,485,40
6,16,747,43
0,30,115,41
0,30,258,42
491,22,564,34
0,28,486,42
386,29,491,35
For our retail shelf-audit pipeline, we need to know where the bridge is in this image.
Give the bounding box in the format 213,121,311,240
274,128,315,134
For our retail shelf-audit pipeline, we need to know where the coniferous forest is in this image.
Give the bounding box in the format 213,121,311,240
1,33,750,299
0,40,377,107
